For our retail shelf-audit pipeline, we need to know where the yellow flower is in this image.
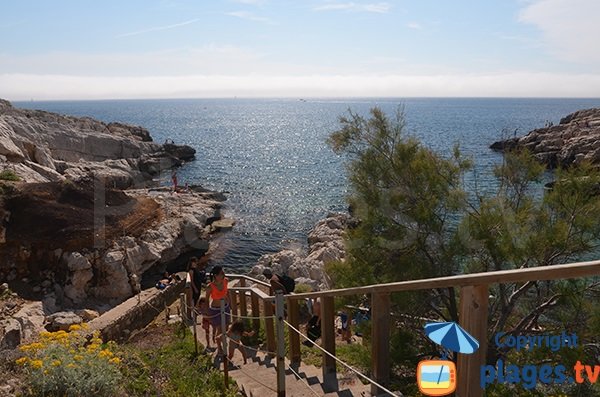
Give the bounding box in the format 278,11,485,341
69,324,82,332
67,363,77,369
31,359,43,369
108,357,121,365
51,360,61,367
98,349,114,358
15,357,28,366
19,342,43,352
73,355,84,361
80,322,89,330
87,343,100,352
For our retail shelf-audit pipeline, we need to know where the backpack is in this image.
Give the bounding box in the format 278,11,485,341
278,274,296,294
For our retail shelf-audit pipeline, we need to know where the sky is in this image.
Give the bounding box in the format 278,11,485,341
1,0,600,100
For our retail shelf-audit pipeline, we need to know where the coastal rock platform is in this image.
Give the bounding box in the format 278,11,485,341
491,108,600,168
249,213,351,291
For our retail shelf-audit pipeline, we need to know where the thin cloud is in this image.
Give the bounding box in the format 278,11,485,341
116,18,201,38
407,22,422,30
314,2,391,14
226,11,274,24
519,0,600,64
4,72,600,101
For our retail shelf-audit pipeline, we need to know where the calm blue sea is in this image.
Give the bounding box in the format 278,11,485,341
14,98,600,271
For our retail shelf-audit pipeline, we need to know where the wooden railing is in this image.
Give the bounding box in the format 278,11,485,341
192,259,600,397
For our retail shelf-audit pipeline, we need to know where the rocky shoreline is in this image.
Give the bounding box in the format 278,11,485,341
249,212,351,291
491,107,600,168
0,99,229,348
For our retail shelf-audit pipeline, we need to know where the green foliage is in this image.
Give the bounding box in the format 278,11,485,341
294,283,313,294
0,169,19,181
121,324,236,397
336,342,371,374
328,107,600,394
328,108,471,293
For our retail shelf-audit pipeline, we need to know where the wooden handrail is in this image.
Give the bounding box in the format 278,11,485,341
221,259,600,396
286,259,600,300
226,273,271,288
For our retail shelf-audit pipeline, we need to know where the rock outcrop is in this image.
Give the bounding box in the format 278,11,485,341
0,99,195,187
249,213,349,291
491,108,600,168
0,100,232,349
1,184,224,304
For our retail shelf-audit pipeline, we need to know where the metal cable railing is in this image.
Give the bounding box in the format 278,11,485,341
225,311,276,321
283,320,399,396
180,281,397,396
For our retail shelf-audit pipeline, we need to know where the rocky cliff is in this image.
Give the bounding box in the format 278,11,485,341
0,100,228,347
0,99,194,187
249,213,350,291
491,108,600,168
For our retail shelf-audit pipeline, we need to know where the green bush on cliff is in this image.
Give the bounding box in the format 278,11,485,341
0,169,19,181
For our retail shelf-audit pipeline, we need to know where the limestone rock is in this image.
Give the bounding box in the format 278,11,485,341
45,311,83,332
491,108,600,168
0,318,21,349
211,218,235,231
75,309,100,321
250,213,349,291
0,99,195,185
64,252,93,303
9,302,45,343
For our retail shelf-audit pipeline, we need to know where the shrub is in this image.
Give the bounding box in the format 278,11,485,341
17,325,122,397
0,169,19,181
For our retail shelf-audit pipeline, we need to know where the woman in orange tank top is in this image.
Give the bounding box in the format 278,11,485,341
206,266,230,343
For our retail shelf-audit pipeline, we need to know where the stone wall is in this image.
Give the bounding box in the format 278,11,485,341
88,274,187,343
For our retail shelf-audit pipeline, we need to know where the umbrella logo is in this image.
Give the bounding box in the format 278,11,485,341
417,322,479,396
424,321,479,354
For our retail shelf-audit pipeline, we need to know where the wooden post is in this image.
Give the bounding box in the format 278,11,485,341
184,275,193,319
251,292,260,332
321,296,336,376
221,298,229,390
288,298,301,365
229,289,238,318
275,292,286,397
179,293,187,323
239,279,248,318
192,309,198,355
264,299,276,354
371,292,390,396
456,285,488,397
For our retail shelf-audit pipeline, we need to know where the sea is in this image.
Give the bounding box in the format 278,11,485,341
14,98,600,272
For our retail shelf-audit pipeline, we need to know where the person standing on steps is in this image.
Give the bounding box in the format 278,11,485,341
304,298,321,347
205,266,230,345
188,256,207,308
